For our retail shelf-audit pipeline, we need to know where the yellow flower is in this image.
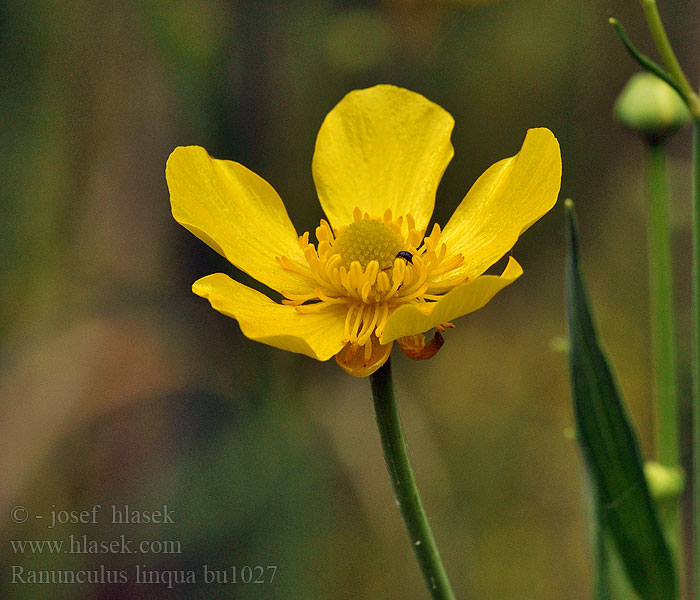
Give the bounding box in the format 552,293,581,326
166,85,561,377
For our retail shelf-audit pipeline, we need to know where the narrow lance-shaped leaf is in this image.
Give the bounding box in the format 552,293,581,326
565,201,677,600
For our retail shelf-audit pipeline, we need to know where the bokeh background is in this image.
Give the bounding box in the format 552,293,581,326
1,0,698,598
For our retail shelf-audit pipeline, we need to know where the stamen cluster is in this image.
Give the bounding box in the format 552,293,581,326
277,207,465,360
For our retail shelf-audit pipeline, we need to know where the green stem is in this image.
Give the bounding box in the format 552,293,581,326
646,142,680,468
646,144,683,584
370,359,456,600
692,117,700,600
639,0,700,117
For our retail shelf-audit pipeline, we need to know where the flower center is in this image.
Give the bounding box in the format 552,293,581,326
276,206,466,365
333,219,404,270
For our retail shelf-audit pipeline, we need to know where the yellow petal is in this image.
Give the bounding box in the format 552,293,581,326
167,146,311,294
380,257,523,343
434,128,561,285
312,84,454,233
193,273,347,360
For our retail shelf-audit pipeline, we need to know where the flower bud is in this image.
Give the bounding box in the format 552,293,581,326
644,461,684,501
614,72,690,144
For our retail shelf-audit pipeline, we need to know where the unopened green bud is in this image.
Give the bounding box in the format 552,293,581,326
614,72,690,144
644,461,684,501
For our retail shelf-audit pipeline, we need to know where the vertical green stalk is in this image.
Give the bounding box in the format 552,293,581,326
370,359,456,600
646,142,679,468
692,117,700,600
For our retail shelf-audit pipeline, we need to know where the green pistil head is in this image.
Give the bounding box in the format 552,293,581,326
334,219,404,269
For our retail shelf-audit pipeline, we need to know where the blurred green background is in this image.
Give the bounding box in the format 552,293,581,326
1,0,697,598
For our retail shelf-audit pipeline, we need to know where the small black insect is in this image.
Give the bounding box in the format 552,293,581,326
396,251,413,264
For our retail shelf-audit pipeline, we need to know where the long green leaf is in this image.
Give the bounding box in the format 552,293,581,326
565,201,677,600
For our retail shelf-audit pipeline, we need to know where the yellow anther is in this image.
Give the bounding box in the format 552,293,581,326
365,260,379,286
376,270,390,293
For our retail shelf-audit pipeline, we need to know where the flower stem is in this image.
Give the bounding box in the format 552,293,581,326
639,0,700,117
646,142,683,576
370,359,456,600
646,142,680,469
692,116,700,600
